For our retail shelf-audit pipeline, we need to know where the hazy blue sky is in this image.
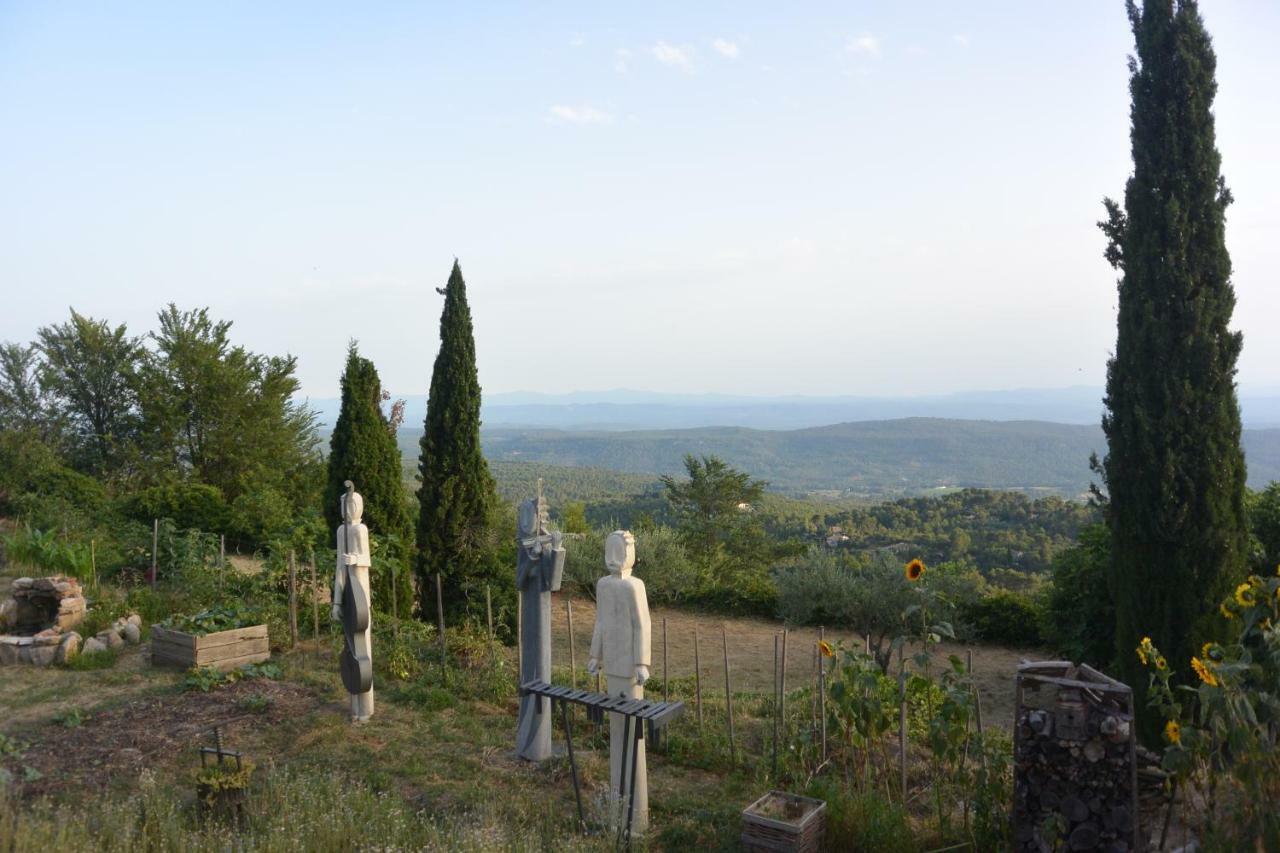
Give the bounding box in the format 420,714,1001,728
3,2,1278,399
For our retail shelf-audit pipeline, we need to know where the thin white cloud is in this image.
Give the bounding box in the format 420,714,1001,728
569,34,586,48
711,38,740,59
952,33,970,47
651,40,693,70
547,104,615,125
846,34,881,56
614,48,631,74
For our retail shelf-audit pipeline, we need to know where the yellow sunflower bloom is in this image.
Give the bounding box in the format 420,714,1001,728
1155,656,1167,671
1135,646,1148,665
1164,720,1181,744
1220,602,1236,619
818,640,834,659
1191,657,1218,687
905,559,925,582
1235,582,1256,607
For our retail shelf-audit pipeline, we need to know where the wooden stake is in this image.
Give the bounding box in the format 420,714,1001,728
899,643,908,803
90,539,97,591
288,551,298,649
662,617,668,704
780,628,788,746
969,648,986,770
435,573,447,671
772,633,780,779
722,624,735,765
310,554,319,656
567,599,577,690
693,624,703,728
486,585,495,661
150,518,158,588
818,626,827,761
219,535,226,595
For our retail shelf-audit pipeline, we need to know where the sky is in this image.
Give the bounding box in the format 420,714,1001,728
3,1,1278,400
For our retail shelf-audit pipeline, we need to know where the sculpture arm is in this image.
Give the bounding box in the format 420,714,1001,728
332,528,347,610
588,579,604,662
355,525,371,568
629,579,651,669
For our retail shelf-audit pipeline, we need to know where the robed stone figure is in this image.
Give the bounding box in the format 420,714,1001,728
587,530,652,834
332,481,374,722
514,487,566,761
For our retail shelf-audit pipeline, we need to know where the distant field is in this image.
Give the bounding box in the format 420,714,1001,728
393,418,1280,499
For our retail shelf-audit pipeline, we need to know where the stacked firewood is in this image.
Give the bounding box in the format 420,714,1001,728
1013,662,1139,852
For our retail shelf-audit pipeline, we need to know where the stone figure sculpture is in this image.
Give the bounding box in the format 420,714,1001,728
587,530,651,834
515,483,566,760
332,481,374,722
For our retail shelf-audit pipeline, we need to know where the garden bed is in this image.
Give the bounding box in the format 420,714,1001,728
151,624,269,671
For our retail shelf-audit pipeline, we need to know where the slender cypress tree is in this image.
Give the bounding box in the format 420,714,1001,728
416,261,498,616
1098,0,1247,717
326,343,415,617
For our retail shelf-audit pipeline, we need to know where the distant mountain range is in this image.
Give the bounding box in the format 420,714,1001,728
392,417,1280,500
313,386,1280,432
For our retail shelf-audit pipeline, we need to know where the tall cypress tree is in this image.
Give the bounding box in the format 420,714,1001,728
326,343,415,617
1098,0,1247,715
416,261,498,615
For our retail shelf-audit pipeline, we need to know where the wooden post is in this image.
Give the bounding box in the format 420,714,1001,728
90,539,97,591
567,599,577,690
389,561,399,639
693,624,703,728
899,643,908,803
150,518,159,588
969,648,987,770
219,534,226,595
662,617,669,704
865,633,871,655
818,626,827,761
722,624,735,765
772,633,780,779
773,625,783,742
485,585,495,659
310,555,319,654
435,573,447,671
288,551,298,649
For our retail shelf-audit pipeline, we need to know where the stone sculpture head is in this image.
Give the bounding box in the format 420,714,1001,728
517,494,549,541
341,481,364,525
604,530,636,576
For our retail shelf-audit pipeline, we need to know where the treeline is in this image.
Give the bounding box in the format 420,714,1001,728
0,306,322,552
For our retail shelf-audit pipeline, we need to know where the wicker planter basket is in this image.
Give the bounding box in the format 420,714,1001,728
741,790,826,853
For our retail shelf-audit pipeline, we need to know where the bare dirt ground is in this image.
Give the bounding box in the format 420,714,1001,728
551,596,1035,729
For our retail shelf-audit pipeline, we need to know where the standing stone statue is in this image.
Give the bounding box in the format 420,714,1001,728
515,483,566,761
332,481,374,722
587,530,651,835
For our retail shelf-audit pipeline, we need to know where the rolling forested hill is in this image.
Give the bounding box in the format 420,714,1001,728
395,418,1280,499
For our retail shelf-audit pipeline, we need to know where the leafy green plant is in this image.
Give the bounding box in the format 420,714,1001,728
159,605,257,636
237,693,273,714
181,661,280,693
66,648,118,670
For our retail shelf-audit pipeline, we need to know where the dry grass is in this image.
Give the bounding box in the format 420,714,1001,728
551,596,1032,728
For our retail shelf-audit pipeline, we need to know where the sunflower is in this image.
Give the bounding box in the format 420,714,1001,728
1164,720,1181,744
1191,656,1218,687
905,559,925,582
1235,582,1257,607
1155,655,1167,671
818,640,834,659
1136,636,1154,665
1220,602,1236,620
1201,642,1223,662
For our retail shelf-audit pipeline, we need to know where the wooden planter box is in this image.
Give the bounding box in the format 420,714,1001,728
742,790,826,853
151,624,269,671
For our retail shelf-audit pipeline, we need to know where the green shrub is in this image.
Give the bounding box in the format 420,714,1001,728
123,483,230,534
159,605,258,636
960,588,1045,646
1043,524,1114,667
811,781,918,853
66,648,118,671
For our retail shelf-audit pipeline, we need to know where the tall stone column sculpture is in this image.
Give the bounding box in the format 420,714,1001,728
587,530,651,835
515,484,566,761
332,480,374,722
